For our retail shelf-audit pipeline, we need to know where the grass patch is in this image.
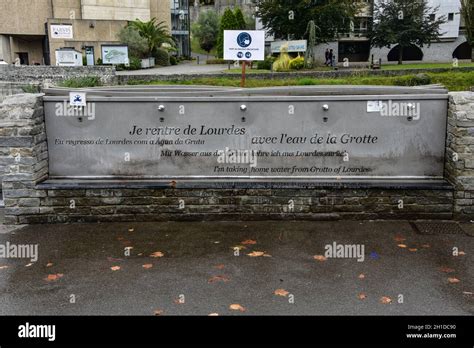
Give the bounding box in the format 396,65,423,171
60,76,101,88
382,62,474,70
127,71,474,91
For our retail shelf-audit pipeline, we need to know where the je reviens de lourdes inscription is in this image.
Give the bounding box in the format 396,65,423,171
43,87,448,180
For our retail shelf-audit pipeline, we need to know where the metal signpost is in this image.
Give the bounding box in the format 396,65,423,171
223,30,265,87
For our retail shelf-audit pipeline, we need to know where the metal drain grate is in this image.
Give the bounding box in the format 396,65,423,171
410,221,466,235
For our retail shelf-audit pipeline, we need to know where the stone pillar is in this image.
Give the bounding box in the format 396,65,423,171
0,94,48,224
445,92,474,220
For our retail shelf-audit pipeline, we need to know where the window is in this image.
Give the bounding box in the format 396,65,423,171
448,13,454,21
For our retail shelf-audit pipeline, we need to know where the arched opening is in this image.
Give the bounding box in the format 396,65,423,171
387,44,423,62
453,41,472,60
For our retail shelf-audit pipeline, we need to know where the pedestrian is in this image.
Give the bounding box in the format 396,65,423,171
325,49,330,66
329,49,335,67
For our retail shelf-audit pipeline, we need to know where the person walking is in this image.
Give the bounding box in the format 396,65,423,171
325,49,330,66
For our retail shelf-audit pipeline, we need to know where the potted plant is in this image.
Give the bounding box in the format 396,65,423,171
129,18,175,69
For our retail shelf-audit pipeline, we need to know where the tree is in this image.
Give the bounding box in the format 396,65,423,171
304,20,318,68
369,0,446,65
255,0,359,42
216,8,239,58
192,10,220,56
460,0,474,62
129,18,175,57
118,26,148,59
234,8,247,30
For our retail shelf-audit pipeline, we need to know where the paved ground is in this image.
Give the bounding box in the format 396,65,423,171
0,218,472,315
116,61,229,76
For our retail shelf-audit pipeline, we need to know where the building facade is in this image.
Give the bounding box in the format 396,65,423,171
0,0,171,65
257,0,471,63
171,0,191,57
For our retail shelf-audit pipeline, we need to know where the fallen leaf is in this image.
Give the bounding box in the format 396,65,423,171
241,239,257,245
263,253,272,257
313,255,327,262
439,266,455,273
208,275,230,283
45,273,64,281
128,228,134,232
358,273,365,279
25,263,33,267
229,304,246,312
142,264,153,269
150,251,164,258
247,251,265,257
421,244,430,248
208,313,219,316
154,309,164,316
232,245,246,251
394,235,406,242
458,251,466,256
358,293,367,300
0,265,8,270
408,248,418,252
110,266,121,271
448,277,460,284
462,291,473,295
380,296,392,304
397,244,407,248
274,289,289,297
214,264,225,270
46,263,53,267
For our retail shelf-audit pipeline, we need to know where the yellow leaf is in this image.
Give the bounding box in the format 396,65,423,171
110,266,121,271
313,255,327,262
380,296,392,304
150,251,164,258
274,289,289,297
448,277,460,284
241,239,257,245
247,251,265,257
229,304,246,312
408,248,418,252
397,244,407,248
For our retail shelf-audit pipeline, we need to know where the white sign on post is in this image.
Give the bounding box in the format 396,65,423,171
70,92,87,107
224,30,265,61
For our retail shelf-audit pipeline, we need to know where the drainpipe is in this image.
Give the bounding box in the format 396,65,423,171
9,35,14,63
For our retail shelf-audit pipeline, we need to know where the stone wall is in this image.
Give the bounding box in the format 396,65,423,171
0,65,116,87
0,94,48,223
445,92,474,219
3,92,474,224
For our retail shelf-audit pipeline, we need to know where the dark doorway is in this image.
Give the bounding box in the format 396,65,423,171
387,45,423,62
338,41,371,62
453,41,472,60
17,52,29,65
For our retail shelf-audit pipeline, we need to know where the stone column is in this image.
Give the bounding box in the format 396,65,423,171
445,92,474,220
0,94,48,224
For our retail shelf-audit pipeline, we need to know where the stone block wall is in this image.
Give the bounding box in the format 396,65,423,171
3,92,474,224
0,65,116,87
445,92,474,219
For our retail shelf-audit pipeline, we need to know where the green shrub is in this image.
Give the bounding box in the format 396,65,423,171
60,76,101,88
21,85,41,93
393,73,432,86
289,56,305,70
170,55,178,65
97,58,103,65
206,58,228,64
153,48,170,66
129,56,142,70
257,56,276,70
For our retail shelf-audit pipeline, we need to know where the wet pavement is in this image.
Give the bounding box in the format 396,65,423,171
0,219,472,315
